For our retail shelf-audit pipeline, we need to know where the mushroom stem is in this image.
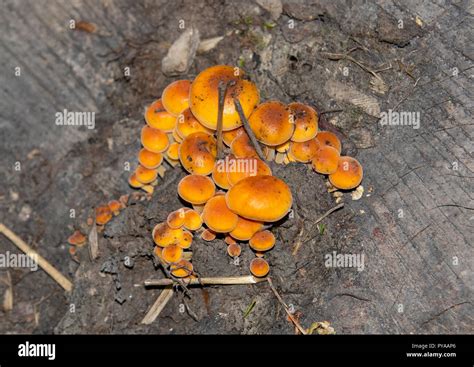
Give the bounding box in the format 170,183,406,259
216,81,234,160
233,98,267,162
145,275,266,287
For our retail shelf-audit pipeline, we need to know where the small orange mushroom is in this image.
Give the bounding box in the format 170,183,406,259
145,99,176,132
328,156,363,190
288,139,320,163
152,222,184,247
230,133,258,158
229,216,264,241
108,200,122,216
315,131,342,153
161,80,192,116
128,172,144,188
167,208,186,229
189,65,260,131
162,244,183,264
202,195,239,233
177,230,193,249
212,160,231,190
138,148,163,169
312,145,340,174
170,259,194,278
179,132,217,175
135,165,158,184
67,230,86,246
223,126,245,146
96,205,112,225
178,174,216,205
141,126,169,153
176,108,213,138
289,102,318,142
227,243,242,258
183,209,203,231
166,142,180,161
200,228,216,241
249,258,270,277
248,101,294,146
249,230,275,252
224,235,237,246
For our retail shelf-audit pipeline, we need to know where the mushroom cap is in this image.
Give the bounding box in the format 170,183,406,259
135,165,158,184
183,209,203,231
288,139,320,163
227,243,242,257
108,200,122,215
226,157,272,187
212,160,232,190
178,174,216,205
96,205,112,225
248,101,294,146
161,244,183,264
289,102,319,142
223,126,245,146
177,230,193,249
170,259,194,278
138,148,163,169
229,216,263,241
249,230,275,252
249,258,270,277
189,65,260,131
166,142,180,161
224,235,237,246
145,99,177,132
67,230,86,246
201,228,216,241
161,80,191,116
329,156,363,190
202,195,239,233
312,145,340,174
128,172,144,188
230,133,258,158
152,222,184,247
167,208,186,229
315,131,342,153
179,132,217,175
141,126,169,153
226,175,293,222
176,108,213,138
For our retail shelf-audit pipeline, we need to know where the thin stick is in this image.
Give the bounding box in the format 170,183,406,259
0,223,73,292
267,278,307,335
145,275,266,287
234,98,266,161
292,203,344,255
216,81,232,160
141,285,174,324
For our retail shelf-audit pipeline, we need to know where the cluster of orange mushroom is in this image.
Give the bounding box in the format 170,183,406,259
129,65,363,280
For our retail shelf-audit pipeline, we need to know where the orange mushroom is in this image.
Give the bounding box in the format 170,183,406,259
227,243,242,257
128,172,144,188
200,228,217,241
108,200,122,216
167,208,186,229
212,160,232,190
161,80,192,116
178,174,216,205
249,258,270,277
289,102,318,142
248,101,294,146
166,142,180,161
312,145,340,174
223,126,245,146
229,216,263,241
145,99,177,132
230,133,258,158
138,148,163,169
135,165,158,184
226,157,272,187
161,244,183,264
183,209,203,231
288,139,320,163
177,230,193,249
67,230,86,247
226,176,293,222
170,259,194,278
202,195,239,233
152,222,184,247
328,156,363,190
141,126,169,153
96,205,112,225
249,230,275,252
176,108,213,138
315,131,342,153
179,132,217,175
189,65,260,131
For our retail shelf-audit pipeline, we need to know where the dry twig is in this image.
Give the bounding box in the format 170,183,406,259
141,285,174,324
145,275,266,287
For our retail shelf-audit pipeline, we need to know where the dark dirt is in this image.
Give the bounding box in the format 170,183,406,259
1,0,472,334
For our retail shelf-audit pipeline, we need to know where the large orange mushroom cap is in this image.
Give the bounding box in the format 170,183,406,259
161,80,191,116
329,156,363,190
176,108,213,138
289,102,318,142
152,222,184,247
248,101,294,146
202,195,239,233
226,175,293,222
179,132,217,175
141,126,169,153
178,174,216,205
145,99,177,132
189,65,260,131
312,145,340,174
